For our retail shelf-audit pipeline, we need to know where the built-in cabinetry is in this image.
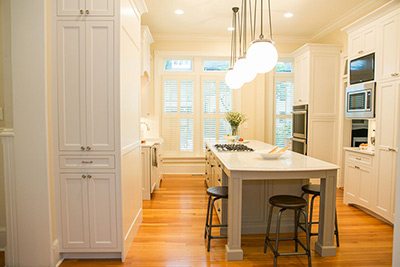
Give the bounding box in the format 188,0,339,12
344,6,400,224
205,148,223,222
141,26,153,76
293,44,341,166
54,0,148,259
141,142,162,200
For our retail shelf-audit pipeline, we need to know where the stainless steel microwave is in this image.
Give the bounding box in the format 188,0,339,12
345,82,375,119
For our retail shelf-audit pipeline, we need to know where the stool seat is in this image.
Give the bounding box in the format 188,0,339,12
301,184,321,195
207,186,228,198
269,195,307,209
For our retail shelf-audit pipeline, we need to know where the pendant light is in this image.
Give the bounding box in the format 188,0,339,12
233,0,256,84
247,0,278,73
225,7,243,89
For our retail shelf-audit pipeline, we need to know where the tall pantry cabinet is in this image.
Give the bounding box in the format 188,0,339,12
53,0,148,260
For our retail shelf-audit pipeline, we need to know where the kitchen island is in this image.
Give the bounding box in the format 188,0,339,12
206,140,339,261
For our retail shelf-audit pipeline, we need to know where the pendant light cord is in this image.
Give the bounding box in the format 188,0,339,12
260,0,264,39
268,0,273,41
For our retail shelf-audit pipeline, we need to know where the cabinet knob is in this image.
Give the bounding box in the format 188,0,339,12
218,178,221,182
86,9,90,15
217,208,221,212
87,175,92,179
80,9,84,15
391,73,399,77
358,50,364,54
81,160,93,164
81,146,85,151
86,146,91,151
82,175,87,179
355,166,360,169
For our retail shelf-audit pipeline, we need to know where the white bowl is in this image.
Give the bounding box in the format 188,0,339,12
224,135,239,142
257,150,285,160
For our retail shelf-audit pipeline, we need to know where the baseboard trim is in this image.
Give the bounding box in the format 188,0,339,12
61,252,121,259
122,208,143,261
55,258,64,267
52,239,61,267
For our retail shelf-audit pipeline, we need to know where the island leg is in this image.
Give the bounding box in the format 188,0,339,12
315,170,337,256
225,172,243,261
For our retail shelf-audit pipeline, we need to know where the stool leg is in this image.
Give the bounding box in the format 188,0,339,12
294,209,299,252
309,194,318,234
207,197,216,252
275,209,284,256
264,206,274,254
204,195,211,239
335,209,340,247
300,209,312,267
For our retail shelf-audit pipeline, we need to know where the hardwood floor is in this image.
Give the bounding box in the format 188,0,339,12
0,251,4,267
62,174,393,267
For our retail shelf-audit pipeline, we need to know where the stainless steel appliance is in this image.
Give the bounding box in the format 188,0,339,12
292,104,308,155
351,119,368,147
345,82,375,118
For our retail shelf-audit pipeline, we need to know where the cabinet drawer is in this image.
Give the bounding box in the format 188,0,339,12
59,155,115,169
347,152,373,166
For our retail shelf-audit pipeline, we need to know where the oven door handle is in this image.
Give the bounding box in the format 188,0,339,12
292,111,307,115
292,137,307,144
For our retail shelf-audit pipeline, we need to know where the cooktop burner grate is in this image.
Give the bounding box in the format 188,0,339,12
214,144,254,152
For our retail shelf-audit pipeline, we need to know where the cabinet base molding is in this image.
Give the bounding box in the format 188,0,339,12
61,252,121,260
346,203,393,225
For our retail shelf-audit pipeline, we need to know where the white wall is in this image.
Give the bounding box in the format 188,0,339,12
10,0,54,265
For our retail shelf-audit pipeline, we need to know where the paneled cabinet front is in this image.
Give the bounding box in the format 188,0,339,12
57,0,114,17
60,173,117,249
57,21,114,152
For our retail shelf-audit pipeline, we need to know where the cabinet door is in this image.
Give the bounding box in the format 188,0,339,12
85,0,114,16
57,0,85,16
57,21,87,151
378,14,400,81
362,26,377,55
85,21,115,151
375,81,399,222
60,174,90,249
344,163,359,202
294,54,309,105
88,174,117,248
349,32,364,58
358,166,374,207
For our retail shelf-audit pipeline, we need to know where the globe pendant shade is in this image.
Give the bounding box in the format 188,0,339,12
234,57,257,84
225,68,243,89
247,40,278,74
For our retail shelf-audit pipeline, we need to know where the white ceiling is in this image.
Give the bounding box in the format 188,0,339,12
142,0,391,42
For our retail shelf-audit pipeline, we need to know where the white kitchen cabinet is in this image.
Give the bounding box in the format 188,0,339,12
141,143,162,200
377,12,400,81
60,173,117,249
141,26,153,76
348,24,377,59
294,52,310,105
57,0,114,17
57,20,114,152
374,80,400,222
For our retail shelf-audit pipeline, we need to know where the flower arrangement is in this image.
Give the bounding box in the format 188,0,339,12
225,111,247,136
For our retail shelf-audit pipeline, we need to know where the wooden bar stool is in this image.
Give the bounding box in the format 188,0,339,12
204,186,228,251
300,184,340,247
264,195,312,267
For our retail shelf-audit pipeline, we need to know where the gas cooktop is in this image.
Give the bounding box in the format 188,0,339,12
214,144,254,152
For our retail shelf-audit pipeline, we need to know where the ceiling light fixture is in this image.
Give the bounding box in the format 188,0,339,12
247,0,278,74
284,12,293,18
174,9,184,15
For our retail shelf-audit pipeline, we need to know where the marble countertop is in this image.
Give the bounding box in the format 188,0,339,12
141,138,163,148
207,140,339,172
343,147,375,156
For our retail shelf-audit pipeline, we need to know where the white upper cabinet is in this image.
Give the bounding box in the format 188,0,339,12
57,21,115,152
377,13,400,81
85,21,115,151
141,26,154,77
348,24,377,59
57,21,87,151
294,52,310,105
57,0,114,17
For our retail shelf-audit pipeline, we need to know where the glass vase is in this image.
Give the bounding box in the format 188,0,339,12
231,125,239,136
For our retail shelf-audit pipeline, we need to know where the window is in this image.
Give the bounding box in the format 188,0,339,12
164,59,193,72
274,59,294,147
160,57,237,156
203,60,230,72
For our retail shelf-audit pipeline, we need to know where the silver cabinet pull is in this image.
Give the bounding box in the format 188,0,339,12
81,146,85,151
82,174,87,179
86,9,89,15
355,166,360,169
358,50,364,54
87,175,92,179
86,146,91,151
80,9,84,14
391,73,399,77
81,160,93,164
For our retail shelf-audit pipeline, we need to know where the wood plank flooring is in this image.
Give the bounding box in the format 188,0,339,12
62,174,393,266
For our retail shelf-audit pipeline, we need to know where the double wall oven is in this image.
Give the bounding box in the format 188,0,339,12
292,104,308,155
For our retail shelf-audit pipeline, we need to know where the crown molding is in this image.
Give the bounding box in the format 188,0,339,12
152,32,308,44
311,0,394,41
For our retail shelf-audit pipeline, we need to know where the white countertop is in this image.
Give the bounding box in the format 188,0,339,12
343,147,375,156
140,138,163,148
208,140,339,172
